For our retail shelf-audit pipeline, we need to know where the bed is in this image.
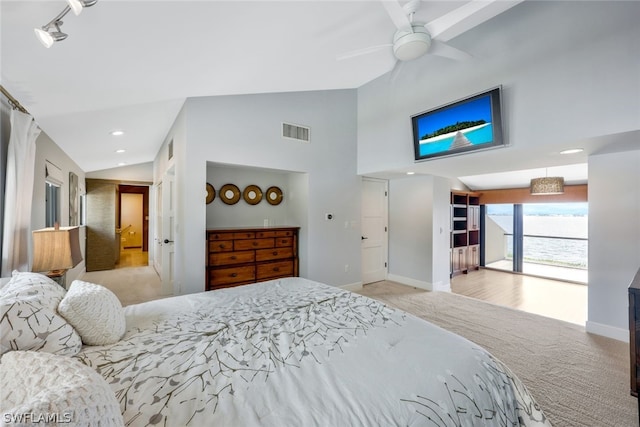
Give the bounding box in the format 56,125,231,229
69,276,550,426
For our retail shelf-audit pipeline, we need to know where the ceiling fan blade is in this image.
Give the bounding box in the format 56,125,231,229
429,40,473,61
381,0,411,30
336,43,393,61
389,59,404,83
425,0,524,41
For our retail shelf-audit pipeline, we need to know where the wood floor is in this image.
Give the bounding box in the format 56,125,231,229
116,248,149,269
360,268,587,326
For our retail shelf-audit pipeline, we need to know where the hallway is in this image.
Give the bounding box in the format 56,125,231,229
116,248,148,269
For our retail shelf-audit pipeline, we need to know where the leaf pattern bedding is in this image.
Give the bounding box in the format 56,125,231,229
76,277,551,426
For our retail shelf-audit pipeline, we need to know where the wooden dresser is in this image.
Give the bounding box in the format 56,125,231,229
206,226,299,291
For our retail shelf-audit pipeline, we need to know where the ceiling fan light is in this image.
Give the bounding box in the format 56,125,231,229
530,177,564,195
393,24,432,61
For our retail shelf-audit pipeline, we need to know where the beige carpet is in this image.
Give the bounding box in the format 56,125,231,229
81,266,165,307
358,284,637,427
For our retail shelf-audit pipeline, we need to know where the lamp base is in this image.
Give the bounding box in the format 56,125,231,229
45,269,67,288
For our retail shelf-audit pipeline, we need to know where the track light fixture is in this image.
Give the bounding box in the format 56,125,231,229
67,0,98,16
34,1,98,48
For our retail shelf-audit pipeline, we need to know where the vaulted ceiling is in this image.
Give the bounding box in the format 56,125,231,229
2,1,637,189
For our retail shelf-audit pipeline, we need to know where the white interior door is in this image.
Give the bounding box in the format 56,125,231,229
153,182,163,275
160,167,175,295
361,178,388,284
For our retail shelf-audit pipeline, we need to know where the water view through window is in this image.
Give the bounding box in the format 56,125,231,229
485,203,588,283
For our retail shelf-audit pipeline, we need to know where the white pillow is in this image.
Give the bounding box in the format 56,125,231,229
0,299,82,356
0,272,81,356
58,280,126,346
0,271,65,305
0,350,124,426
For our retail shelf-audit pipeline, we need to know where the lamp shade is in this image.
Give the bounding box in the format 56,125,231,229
32,226,83,273
530,177,565,195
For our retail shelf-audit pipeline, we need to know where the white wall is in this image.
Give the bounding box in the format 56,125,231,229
31,132,86,284
587,148,640,341
357,1,640,338
357,1,640,178
155,89,360,294
387,175,450,290
86,162,153,182
206,163,299,228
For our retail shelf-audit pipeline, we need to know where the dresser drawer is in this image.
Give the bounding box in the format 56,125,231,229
234,238,275,250
208,232,234,241
209,240,234,252
256,231,277,238
275,237,293,247
233,232,255,239
209,250,255,266
209,265,256,285
255,247,293,262
257,261,294,280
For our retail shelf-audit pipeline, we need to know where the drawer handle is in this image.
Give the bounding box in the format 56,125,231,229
230,273,237,278
230,256,237,260
272,251,278,256
273,267,280,272
252,242,258,247
219,244,226,249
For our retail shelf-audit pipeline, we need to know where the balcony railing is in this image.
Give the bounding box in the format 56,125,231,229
503,233,588,269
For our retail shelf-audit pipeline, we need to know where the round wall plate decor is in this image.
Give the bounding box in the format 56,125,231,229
265,186,283,206
206,183,215,204
219,184,241,205
243,185,263,205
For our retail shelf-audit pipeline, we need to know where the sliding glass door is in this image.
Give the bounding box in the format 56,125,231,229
484,202,588,283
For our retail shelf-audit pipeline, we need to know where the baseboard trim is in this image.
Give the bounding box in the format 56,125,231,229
585,320,628,343
387,274,433,291
340,282,363,292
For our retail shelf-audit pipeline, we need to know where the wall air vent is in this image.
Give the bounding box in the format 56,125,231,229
282,122,310,142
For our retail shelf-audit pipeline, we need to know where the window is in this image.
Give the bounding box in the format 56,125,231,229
485,202,588,283
44,161,64,228
45,181,60,227
79,193,86,226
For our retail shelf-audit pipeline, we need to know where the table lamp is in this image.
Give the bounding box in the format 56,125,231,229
32,224,83,287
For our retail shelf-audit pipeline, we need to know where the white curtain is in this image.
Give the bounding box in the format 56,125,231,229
1,110,40,276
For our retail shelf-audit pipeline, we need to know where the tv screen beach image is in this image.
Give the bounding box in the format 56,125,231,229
416,94,493,157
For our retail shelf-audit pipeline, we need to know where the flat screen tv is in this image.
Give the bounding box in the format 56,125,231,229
411,86,504,161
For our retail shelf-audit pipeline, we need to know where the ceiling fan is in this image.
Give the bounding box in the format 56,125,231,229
338,0,503,70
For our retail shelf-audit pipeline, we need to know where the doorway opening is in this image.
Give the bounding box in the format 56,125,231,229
117,185,149,268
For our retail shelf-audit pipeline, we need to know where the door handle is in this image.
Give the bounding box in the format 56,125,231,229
164,239,174,244
361,236,368,240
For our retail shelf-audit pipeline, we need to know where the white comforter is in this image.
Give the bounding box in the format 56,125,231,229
76,277,550,426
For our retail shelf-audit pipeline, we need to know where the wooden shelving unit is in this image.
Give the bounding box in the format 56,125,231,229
450,191,481,277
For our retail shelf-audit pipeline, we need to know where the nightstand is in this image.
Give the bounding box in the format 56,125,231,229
45,270,67,288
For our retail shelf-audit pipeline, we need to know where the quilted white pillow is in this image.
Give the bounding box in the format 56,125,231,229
58,280,126,346
0,350,124,426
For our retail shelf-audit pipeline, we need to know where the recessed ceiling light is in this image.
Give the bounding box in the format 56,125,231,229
115,149,126,153
560,148,584,155
406,171,415,175
110,130,124,136
117,162,127,166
